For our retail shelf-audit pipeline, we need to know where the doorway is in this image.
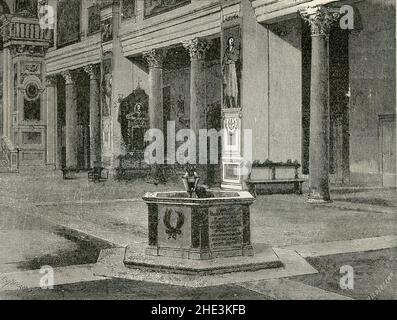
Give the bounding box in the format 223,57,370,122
379,115,396,187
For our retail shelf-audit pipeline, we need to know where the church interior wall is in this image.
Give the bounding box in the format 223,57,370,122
241,1,302,168
349,0,396,185
241,0,269,163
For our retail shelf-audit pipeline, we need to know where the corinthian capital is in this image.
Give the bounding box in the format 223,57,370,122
183,38,210,61
300,6,340,36
61,70,75,85
83,64,101,80
45,75,57,87
143,49,165,69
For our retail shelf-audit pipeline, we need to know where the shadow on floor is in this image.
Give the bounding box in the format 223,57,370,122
15,228,113,271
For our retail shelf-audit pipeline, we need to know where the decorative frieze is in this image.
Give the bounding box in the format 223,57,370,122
143,49,165,69
300,6,341,37
8,44,47,57
183,38,210,61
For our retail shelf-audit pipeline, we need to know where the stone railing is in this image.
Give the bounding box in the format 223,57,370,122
1,136,20,173
2,17,51,43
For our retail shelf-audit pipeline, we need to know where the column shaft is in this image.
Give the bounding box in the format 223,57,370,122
143,49,165,183
309,34,330,201
2,47,11,138
84,65,101,168
46,76,57,166
90,78,101,167
184,38,210,184
148,67,163,130
144,49,165,131
190,58,207,134
62,71,78,168
300,6,340,203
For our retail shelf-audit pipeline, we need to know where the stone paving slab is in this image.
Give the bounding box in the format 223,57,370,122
0,264,108,292
237,278,352,300
286,235,397,258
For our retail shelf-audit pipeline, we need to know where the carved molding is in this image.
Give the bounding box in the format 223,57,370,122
8,44,47,57
83,64,101,80
183,38,210,60
300,6,340,36
143,49,166,69
61,70,75,85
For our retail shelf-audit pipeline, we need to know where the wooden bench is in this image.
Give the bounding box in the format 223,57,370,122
245,160,305,196
88,167,109,183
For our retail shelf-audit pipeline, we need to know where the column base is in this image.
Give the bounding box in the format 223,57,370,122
307,191,332,204
242,244,254,256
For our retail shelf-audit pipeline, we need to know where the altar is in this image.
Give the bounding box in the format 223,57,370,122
116,87,150,179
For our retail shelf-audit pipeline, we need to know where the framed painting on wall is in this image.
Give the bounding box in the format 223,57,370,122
57,0,81,48
144,0,191,19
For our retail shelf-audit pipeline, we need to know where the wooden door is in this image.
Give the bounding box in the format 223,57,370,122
380,115,396,187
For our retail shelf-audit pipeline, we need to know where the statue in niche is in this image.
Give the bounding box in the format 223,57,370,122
222,36,240,109
102,61,112,117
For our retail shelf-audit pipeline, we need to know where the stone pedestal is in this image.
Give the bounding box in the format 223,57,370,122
300,6,340,203
61,71,78,168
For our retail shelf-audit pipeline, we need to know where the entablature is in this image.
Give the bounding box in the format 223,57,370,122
120,0,222,58
45,34,101,75
250,0,341,23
